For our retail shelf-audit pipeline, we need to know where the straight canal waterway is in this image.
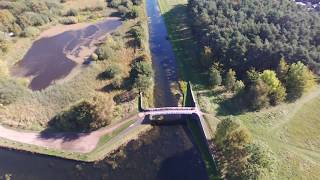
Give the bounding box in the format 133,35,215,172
0,0,209,179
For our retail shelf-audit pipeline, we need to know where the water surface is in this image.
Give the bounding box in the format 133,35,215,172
11,19,122,91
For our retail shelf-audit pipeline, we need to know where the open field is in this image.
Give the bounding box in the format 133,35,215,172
157,0,320,178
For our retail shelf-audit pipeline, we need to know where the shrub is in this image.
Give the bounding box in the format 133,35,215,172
111,76,123,89
129,6,139,18
95,45,114,60
131,61,153,78
19,12,48,27
0,10,16,32
49,99,113,132
109,0,122,8
20,26,40,37
129,25,145,48
118,5,129,17
0,78,28,106
132,0,142,5
59,17,78,25
65,8,78,16
0,38,9,55
102,65,122,79
133,74,152,92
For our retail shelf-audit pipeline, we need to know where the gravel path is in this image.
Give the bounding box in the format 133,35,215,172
0,114,140,153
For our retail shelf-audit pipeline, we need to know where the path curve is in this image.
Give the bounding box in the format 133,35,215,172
0,114,141,153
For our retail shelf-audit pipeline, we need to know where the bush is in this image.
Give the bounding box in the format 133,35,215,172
0,38,9,55
0,78,28,106
129,6,139,18
19,12,49,27
133,74,152,92
59,17,78,25
108,0,122,8
65,8,78,16
111,76,123,89
102,65,122,79
95,45,114,60
49,99,113,132
20,26,40,37
118,5,129,17
131,60,153,78
132,0,142,5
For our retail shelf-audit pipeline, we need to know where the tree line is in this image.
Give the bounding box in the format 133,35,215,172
209,58,315,111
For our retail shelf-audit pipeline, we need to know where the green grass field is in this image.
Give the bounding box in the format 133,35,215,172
157,0,320,178
230,88,320,179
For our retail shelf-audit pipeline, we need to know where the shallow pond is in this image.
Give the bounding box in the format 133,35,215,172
11,18,122,91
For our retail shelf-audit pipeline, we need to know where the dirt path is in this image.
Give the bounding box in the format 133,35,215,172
0,114,141,153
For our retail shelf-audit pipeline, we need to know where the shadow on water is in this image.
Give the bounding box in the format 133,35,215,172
0,125,208,180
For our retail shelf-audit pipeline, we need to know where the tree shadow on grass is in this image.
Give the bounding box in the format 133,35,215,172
162,4,208,87
215,93,249,116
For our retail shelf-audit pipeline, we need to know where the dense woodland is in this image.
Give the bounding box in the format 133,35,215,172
188,0,320,75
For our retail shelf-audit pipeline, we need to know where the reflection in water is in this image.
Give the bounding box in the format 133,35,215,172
11,19,122,91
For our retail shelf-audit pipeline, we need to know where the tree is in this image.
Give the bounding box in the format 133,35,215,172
133,74,152,92
276,57,289,82
234,80,245,93
285,61,315,100
215,118,241,147
224,69,236,91
248,79,270,110
260,70,286,105
241,141,276,179
208,66,222,88
225,127,252,179
50,98,114,132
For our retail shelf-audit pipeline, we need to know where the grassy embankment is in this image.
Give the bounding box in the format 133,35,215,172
157,0,220,179
0,0,154,161
158,0,320,178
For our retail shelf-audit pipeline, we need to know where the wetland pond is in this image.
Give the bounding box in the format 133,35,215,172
11,18,122,91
